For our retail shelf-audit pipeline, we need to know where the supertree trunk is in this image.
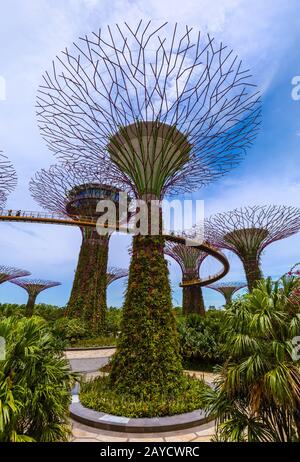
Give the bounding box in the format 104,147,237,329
224,293,233,305
241,254,263,291
109,233,183,397
25,293,37,317
182,279,205,317
66,227,109,332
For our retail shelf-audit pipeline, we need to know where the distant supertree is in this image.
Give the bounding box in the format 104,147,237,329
0,266,31,285
165,241,207,316
0,153,17,207
29,163,129,330
10,278,61,316
36,21,261,396
206,205,300,290
107,267,128,286
207,281,247,305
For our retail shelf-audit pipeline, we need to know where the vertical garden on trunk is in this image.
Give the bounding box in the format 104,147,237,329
30,163,126,332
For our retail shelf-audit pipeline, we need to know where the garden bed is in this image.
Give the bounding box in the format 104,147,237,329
79,375,208,419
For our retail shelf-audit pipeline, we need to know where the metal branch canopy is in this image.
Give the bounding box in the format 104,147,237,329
10,278,61,296
29,162,127,219
0,153,17,207
206,205,300,290
207,281,247,304
107,267,128,286
0,265,31,285
206,205,300,254
37,20,261,199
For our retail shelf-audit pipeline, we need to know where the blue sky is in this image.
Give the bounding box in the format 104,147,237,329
0,0,299,308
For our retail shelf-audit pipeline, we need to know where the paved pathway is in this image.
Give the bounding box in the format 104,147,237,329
66,348,115,373
66,348,216,442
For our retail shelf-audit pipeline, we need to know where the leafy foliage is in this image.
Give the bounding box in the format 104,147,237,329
202,275,300,442
0,316,75,442
0,303,120,347
0,303,64,321
52,317,88,344
178,311,226,368
80,374,208,418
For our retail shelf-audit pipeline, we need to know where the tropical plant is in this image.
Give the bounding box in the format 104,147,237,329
0,316,75,442
0,303,65,321
105,306,122,336
202,275,300,442
178,311,226,366
52,317,88,344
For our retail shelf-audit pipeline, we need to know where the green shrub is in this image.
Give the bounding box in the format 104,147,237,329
0,303,25,319
178,311,226,366
104,306,122,336
0,303,65,321
33,304,65,321
52,317,88,344
80,374,208,418
70,336,116,348
0,316,75,442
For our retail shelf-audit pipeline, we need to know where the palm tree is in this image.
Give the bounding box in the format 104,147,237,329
0,316,75,442
202,275,300,442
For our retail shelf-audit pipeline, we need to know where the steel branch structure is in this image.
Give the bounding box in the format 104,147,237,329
165,240,207,316
29,162,129,330
10,278,61,316
0,265,30,285
107,267,128,286
206,205,300,290
0,153,17,207
207,281,247,305
37,21,261,199
36,21,261,396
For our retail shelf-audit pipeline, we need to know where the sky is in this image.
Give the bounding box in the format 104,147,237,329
0,0,299,308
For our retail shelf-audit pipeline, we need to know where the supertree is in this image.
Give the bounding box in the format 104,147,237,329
207,281,247,305
36,21,261,397
0,266,31,285
164,240,207,316
0,153,17,207
206,205,300,291
10,278,61,316
29,162,130,331
106,267,128,286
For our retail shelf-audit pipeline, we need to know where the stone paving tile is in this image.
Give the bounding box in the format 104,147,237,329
192,436,213,442
128,437,165,442
69,357,109,373
73,438,100,442
96,435,129,442
196,427,216,437
164,432,198,442
72,427,100,439
65,348,115,360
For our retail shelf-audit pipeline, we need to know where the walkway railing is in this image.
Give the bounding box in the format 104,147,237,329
0,208,229,286
0,208,97,227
